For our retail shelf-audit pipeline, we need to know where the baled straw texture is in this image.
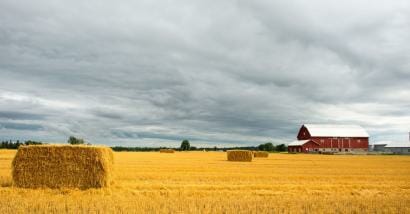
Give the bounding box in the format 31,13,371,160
12,145,113,189
159,149,175,153
227,150,253,162
254,151,269,158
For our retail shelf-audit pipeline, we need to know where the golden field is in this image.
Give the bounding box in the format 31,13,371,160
1,149,410,213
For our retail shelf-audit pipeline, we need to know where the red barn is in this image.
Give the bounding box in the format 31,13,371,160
288,124,369,153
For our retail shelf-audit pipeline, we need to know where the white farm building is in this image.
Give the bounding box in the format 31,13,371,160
384,142,410,155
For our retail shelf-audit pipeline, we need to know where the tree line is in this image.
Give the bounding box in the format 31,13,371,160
257,142,287,152
0,136,85,149
1,137,287,152
0,140,43,149
111,140,287,152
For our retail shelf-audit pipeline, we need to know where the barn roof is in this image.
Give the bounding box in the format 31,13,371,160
303,124,369,137
288,140,310,146
384,141,410,148
372,141,391,146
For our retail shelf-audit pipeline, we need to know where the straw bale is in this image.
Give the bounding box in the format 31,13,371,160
227,150,253,162
254,151,269,158
12,145,113,189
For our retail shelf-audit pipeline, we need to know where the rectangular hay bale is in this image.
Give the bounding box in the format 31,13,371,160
227,150,253,162
254,151,269,158
12,145,114,189
159,149,175,153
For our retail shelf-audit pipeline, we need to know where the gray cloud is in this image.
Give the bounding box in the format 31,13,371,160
0,0,409,146
0,121,43,131
0,111,46,120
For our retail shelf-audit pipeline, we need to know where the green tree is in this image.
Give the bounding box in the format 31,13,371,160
25,140,42,145
264,142,274,151
276,144,287,152
68,136,85,145
258,142,274,151
180,139,190,151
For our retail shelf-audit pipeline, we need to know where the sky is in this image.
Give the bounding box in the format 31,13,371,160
0,0,409,147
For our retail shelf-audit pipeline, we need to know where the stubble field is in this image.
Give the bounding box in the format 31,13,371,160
0,150,409,213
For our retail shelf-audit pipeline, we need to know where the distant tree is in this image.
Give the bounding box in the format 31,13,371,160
258,143,274,151
264,143,275,151
190,146,197,151
276,144,287,152
180,139,190,151
15,140,21,148
0,140,42,149
68,136,85,145
24,140,42,145
214,146,217,151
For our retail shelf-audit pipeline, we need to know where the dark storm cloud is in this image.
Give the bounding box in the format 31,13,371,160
0,121,43,131
0,0,409,146
0,111,46,120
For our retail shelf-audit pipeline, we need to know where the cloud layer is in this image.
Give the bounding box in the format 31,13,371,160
1,0,409,146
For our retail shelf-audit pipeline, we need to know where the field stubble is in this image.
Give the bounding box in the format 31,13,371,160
0,150,409,213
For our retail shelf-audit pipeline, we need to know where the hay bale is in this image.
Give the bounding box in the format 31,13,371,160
159,149,175,153
12,145,113,189
227,150,253,162
254,151,269,158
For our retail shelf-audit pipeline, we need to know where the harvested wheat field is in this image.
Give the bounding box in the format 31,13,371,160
0,150,410,213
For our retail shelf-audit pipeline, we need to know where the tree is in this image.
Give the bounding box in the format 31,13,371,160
180,139,190,151
68,136,85,145
264,142,274,151
25,140,42,145
258,142,274,151
276,144,287,152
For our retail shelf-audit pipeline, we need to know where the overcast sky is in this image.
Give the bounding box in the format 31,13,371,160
0,0,409,147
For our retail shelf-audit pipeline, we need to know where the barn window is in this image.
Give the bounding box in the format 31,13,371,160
345,149,348,152
408,149,410,152
315,149,318,152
